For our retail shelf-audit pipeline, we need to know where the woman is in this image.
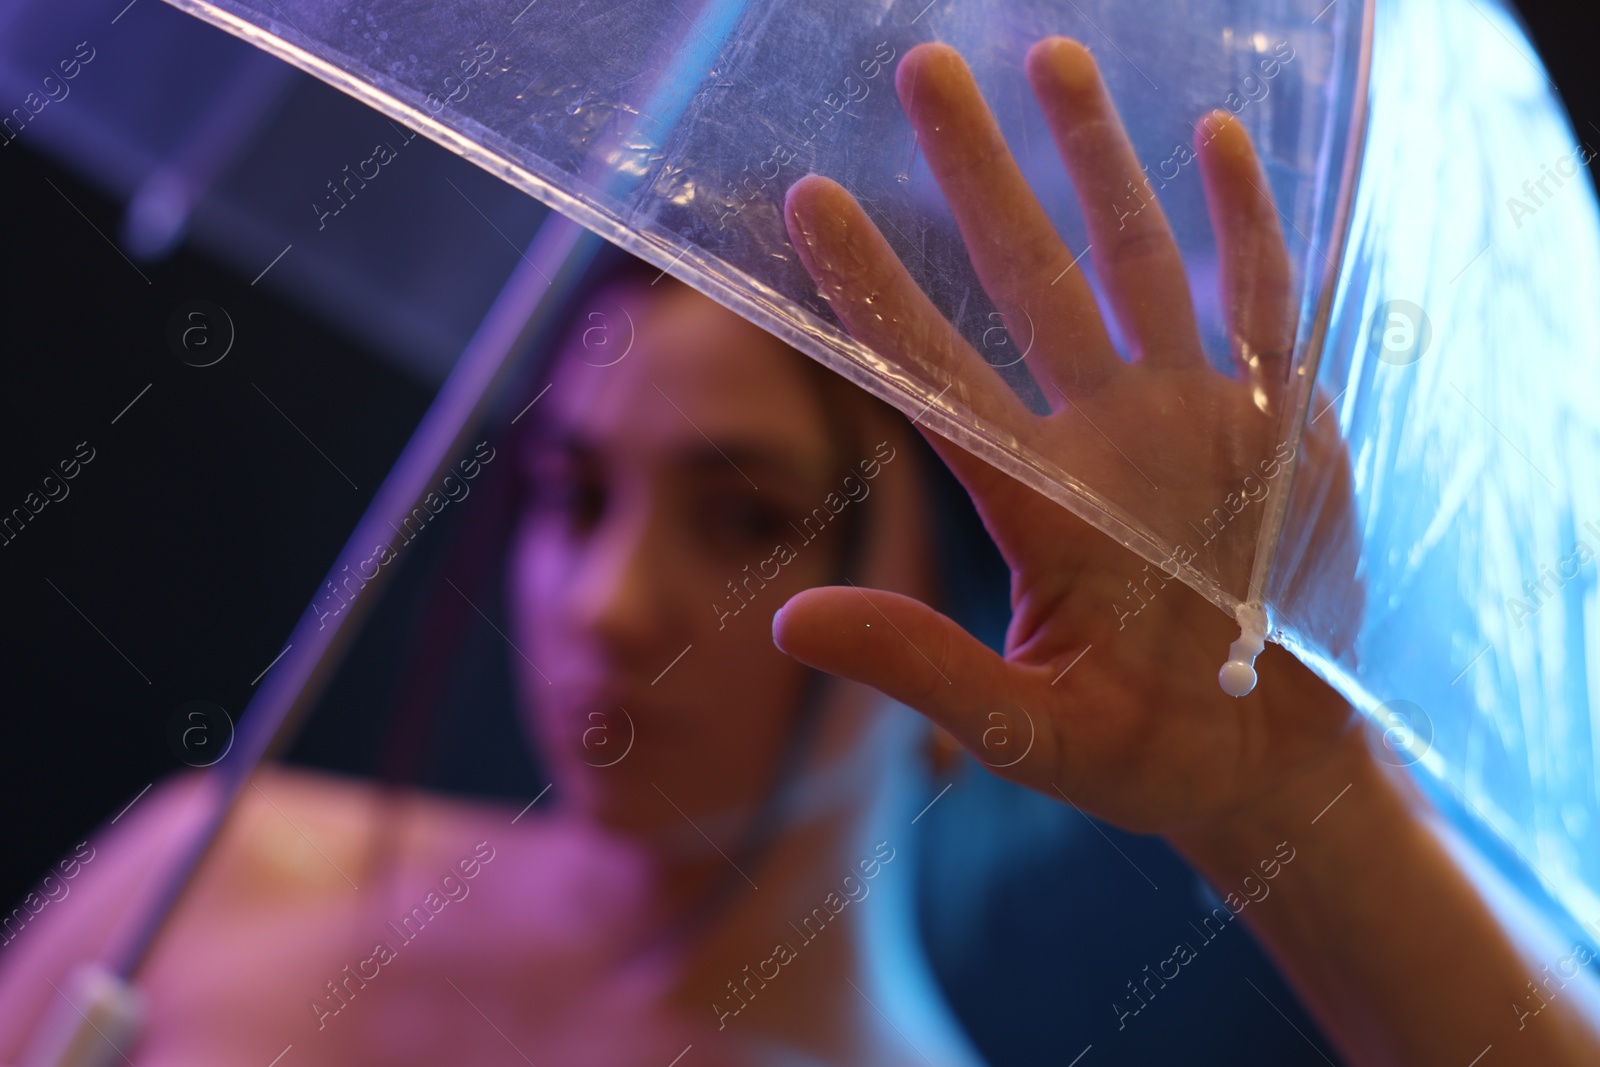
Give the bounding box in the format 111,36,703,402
0,236,982,1065
3,35,1599,1067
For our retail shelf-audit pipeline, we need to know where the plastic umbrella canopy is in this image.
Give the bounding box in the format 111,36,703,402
158,0,1600,935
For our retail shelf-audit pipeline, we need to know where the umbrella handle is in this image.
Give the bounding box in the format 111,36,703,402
16,963,144,1067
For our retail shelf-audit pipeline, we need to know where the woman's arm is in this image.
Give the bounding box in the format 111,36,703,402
1173,708,1600,1065
772,35,1600,1065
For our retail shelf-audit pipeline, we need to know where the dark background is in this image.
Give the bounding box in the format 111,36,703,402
0,2,1592,1063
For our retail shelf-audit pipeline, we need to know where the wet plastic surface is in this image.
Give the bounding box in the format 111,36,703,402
1274,0,1600,929
160,0,1365,621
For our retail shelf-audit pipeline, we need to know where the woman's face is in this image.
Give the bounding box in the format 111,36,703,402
509,279,907,841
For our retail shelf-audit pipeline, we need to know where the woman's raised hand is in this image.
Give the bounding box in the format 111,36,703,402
775,38,1358,839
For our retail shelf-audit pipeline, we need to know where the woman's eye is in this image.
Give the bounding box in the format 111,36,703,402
702,496,789,548
525,465,605,533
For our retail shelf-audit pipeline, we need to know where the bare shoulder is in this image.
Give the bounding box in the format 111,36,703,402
196,765,547,900
0,767,408,1054
0,767,584,1064
201,769,629,942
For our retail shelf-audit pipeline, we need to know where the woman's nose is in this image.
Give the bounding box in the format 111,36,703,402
566,500,667,653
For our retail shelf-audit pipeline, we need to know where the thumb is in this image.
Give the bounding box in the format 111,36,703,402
773,585,1044,769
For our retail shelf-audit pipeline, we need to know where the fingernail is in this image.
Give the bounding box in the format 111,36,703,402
1033,36,1097,96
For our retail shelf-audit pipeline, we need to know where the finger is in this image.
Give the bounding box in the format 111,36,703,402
893,42,1119,400
784,173,1037,439
1195,110,1295,394
785,175,1080,536
772,586,1058,776
1025,37,1202,369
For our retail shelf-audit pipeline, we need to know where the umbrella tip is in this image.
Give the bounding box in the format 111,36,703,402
1218,658,1258,698
1218,603,1269,698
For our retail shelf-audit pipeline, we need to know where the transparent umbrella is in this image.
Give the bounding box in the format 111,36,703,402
168,0,1600,969
162,0,1367,630
31,0,1598,1057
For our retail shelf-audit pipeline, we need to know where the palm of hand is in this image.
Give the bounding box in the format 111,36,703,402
776,37,1359,837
